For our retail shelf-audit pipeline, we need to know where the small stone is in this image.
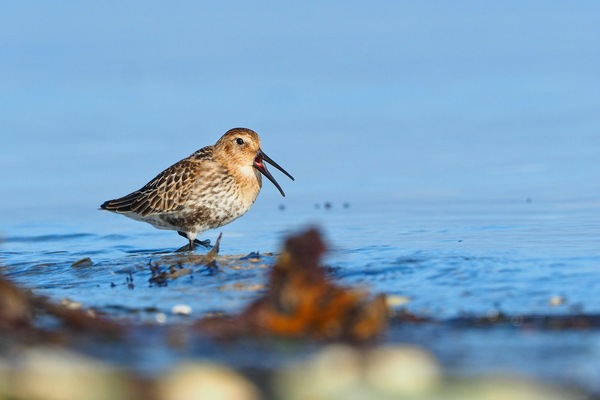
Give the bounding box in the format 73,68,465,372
60,298,83,310
10,348,130,400
171,304,192,316
157,362,261,400
549,295,565,306
275,345,362,399
450,377,580,400
156,313,167,324
386,295,411,308
365,346,441,395
71,257,93,268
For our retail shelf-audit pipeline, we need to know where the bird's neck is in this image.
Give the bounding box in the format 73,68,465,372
233,164,262,207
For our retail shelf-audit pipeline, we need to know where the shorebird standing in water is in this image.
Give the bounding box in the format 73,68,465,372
100,128,294,250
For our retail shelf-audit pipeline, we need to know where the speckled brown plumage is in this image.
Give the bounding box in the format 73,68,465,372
100,128,294,250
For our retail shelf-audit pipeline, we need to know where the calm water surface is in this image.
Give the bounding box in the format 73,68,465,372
3,197,599,319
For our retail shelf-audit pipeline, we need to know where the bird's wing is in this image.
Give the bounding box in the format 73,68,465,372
101,147,213,217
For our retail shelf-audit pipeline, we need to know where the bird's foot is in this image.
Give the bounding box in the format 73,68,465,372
177,231,212,251
194,238,212,248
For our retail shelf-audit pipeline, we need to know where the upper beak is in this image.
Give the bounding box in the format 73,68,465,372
253,149,295,197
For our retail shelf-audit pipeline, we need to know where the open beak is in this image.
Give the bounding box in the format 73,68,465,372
253,149,295,197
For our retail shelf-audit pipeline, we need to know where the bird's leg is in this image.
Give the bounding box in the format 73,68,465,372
177,231,194,252
178,231,212,251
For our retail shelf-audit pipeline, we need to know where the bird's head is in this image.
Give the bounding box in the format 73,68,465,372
215,128,294,196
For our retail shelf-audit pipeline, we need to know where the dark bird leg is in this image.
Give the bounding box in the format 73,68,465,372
177,231,212,251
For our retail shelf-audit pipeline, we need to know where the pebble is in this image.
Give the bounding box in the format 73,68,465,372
385,295,411,307
155,313,167,324
156,362,261,400
364,346,441,395
171,304,192,316
6,348,130,400
275,344,581,400
549,295,565,306
71,257,93,268
276,345,440,399
60,298,83,310
0,346,585,400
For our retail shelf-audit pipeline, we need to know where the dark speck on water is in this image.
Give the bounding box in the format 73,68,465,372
126,271,134,290
240,251,261,261
71,257,93,268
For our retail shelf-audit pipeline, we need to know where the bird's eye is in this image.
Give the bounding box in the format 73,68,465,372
236,138,244,145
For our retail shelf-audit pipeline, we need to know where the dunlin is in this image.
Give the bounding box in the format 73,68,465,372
100,128,294,250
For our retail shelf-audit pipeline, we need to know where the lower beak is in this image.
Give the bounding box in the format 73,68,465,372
253,149,295,197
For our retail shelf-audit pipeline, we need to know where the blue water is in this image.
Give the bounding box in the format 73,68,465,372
1,1,600,393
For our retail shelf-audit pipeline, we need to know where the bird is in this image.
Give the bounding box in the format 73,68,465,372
100,127,294,250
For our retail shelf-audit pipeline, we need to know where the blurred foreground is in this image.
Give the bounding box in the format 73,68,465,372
1,228,596,400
